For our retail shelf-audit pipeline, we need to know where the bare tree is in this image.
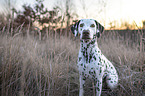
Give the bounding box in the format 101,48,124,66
79,0,88,18
54,0,78,36
65,0,71,27
1,0,17,17
55,0,78,25
78,0,107,19
142,20,145,29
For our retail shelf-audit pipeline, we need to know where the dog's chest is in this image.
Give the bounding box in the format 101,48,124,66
78,43,105,78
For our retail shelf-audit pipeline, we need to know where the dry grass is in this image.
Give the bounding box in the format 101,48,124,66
99,32,145,96
0,30,144,96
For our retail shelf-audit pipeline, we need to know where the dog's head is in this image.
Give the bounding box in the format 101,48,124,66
71,19,104,41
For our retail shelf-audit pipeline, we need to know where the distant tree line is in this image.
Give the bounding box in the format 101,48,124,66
0,0,145,34
0,0,78,36
13,0,63,28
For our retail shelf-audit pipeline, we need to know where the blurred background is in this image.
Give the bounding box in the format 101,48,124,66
0,0,145,30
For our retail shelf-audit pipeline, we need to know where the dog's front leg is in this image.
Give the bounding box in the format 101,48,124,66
79,74,85,96
95,78,103,96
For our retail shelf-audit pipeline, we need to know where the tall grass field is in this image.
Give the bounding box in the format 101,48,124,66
0,29,144,96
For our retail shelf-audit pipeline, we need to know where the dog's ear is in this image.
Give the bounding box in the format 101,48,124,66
71,20,80,37
94,20,104,38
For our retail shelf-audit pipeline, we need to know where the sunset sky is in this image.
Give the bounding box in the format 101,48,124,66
0,0,145,29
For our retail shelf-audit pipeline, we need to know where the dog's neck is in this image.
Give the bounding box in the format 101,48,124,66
80,37,98,48
80,37,98,63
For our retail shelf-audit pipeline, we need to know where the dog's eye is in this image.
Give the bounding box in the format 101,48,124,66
90,24,95,28
80,24,84,27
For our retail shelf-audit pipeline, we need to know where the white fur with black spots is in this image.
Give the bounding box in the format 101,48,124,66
71,19,118,96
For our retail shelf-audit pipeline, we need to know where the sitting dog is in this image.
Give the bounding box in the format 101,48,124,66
71,19,118,96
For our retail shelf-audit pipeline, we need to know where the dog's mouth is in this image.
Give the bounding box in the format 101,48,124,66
82,36,91,40
81,36,92,43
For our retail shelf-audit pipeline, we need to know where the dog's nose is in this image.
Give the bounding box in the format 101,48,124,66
83,30,90,36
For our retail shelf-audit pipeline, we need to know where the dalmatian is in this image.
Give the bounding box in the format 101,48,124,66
71,19,118,96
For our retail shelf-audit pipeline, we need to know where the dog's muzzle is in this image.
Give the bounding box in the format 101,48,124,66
82,30,90,39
